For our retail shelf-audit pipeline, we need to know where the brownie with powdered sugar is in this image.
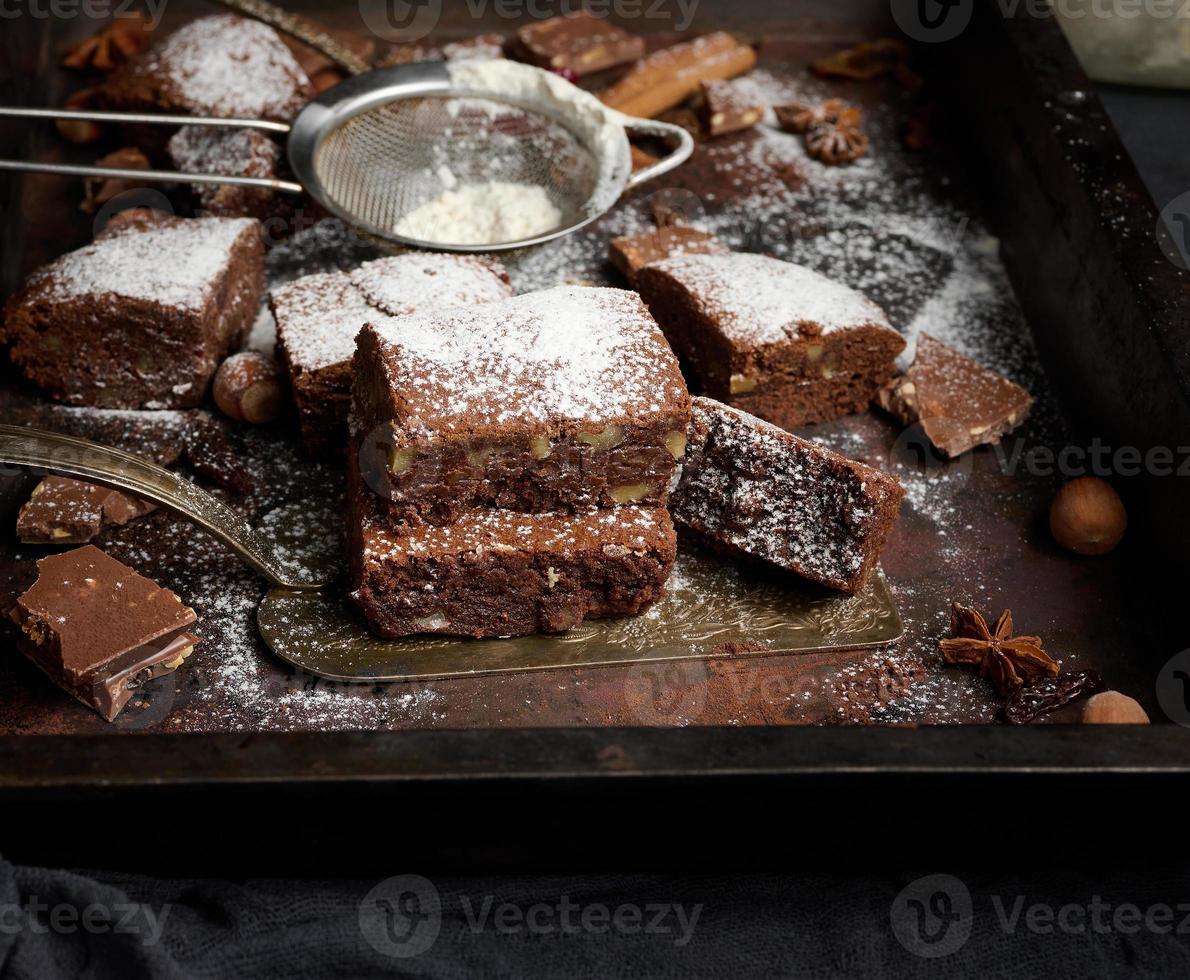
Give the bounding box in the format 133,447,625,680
271,253,512,458
168,125,284,221
670,397,903,592
351,285,691,525
1,210,263,409
101,14,312,123
348,470,675,639
636,252,905,430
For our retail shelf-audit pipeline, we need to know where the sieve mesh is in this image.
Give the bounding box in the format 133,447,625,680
311,95,601,243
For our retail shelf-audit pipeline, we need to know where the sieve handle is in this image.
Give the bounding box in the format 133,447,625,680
621,118,696,191
0,106,305,194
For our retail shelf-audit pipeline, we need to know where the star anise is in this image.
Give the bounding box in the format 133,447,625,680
940,601,1059,697
63,13,151,72
804,108,870,165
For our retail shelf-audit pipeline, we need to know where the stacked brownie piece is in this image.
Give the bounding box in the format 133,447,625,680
271,253,513,456
348,285,690,639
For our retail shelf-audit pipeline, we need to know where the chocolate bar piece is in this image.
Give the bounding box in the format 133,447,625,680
671,397,904,593
876,333,1033,457
9,545,197,721
609,225,730,285
516,12,644,77
636,252,905,429
699,79,765,137
348,476,675,639
17,477,155,545
352,286,691,525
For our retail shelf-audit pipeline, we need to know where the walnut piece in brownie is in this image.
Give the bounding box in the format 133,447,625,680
9,545,197,721
17,477,155,545
348,477,676,639
636,252,905,429
101,14,312,123
168,126,283,220
609,226,730,286
1,210,264,409
671,397,904,593
515,12,644,77
272,253,512,457
699,79,766,137
876,332,1033,457
352,286,691,525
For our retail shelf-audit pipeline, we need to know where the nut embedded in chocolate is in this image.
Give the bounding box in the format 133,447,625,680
17,477,155,545
516,11,644,78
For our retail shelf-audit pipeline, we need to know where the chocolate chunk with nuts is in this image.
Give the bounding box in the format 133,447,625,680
699,79,765,137
876,333,1033,458
9,545,197,721
516,12,644,77
17,477,155,545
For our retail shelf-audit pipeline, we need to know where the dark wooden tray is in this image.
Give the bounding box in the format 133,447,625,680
1,0,1188,871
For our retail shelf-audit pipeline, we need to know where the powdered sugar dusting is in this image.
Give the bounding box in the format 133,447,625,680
130,14,310,121
368,285,686,428
40,216,255,312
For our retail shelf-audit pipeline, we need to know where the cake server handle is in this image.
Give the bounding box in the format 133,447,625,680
0,425,331,592
0,107,305,192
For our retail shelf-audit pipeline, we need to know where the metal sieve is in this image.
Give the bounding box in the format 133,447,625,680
0,60,692,252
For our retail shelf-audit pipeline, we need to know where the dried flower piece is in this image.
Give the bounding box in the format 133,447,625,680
940,601,1059,697
63,13,151,72
810,38,910,81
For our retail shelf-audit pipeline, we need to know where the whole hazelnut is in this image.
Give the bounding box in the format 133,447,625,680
213,351,283,424
1049,476,1126,556
1080,691,1149,724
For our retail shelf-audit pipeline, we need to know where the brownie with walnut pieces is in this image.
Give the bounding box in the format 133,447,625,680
1,210,263,409
609,225,730,286
272,253,512,458
515,12,644,77
101,14,312,123
348,473,676,639
352,286,691,525
9,545,198,721
636,252,905,429
671,397,904,593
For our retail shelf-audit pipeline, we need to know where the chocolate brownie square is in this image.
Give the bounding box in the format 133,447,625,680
9,545,197,721
1,210,264,409
515,12,644,77
17,477,155,545
101,14,312,123
272,253,512,458
348,477,675,639
876,332,1033,457
671,397,904,592
609,225,730,286
168,126,283,221
636,252,905,429
352,286,691,524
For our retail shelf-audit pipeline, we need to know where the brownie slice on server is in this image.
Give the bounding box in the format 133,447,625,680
1,210,263,409
348,475,676,639
271,253,512,457
671,397,904,593
351,285,691,525
636,252,905,429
